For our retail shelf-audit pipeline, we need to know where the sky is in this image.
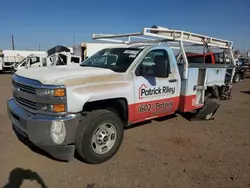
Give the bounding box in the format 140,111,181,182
0,0,249,51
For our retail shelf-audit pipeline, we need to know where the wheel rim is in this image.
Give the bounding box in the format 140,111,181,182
204,112,213,120
236,76,239,82
91,123,117,155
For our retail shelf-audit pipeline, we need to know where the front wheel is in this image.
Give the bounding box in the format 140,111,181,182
76,109,124,164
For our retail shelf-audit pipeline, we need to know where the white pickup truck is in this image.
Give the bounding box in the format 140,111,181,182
7,26,235,164
14,54,48,71
13,45,80,71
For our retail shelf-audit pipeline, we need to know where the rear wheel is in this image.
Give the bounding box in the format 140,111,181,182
203,112,214,120
193,99,220,121
233,73,240,83
76,109,124,164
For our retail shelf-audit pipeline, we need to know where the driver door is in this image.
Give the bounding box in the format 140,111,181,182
132,48,179,122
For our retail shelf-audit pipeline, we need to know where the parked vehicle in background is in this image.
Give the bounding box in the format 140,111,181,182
0,49,46,73
13,43,126,72
185,51,232,64
7,25,235,164
237,57,250,68
232,58,249,83
14,45,81,72
184,51,249,83
47,45,81,66
14,53,48,71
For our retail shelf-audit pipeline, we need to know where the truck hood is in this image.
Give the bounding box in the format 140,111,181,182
15,66,122,86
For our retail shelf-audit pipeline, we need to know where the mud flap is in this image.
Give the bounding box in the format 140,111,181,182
192,99,220,121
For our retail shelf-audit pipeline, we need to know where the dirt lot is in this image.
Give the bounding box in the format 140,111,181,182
0,73,249,188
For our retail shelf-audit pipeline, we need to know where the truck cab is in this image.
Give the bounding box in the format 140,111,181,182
14,54,48,71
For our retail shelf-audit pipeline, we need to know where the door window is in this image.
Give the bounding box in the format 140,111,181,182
30,57,40,65
57,54,67,65
138,49,170,77
42,58,47,66
71,57,80,64
20,59,26,67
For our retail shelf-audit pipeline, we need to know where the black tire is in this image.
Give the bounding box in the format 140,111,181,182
76,109,124,164
192,99,220,121
233,73,240,83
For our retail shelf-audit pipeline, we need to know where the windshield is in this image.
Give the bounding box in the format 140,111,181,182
49,54,58,66
16,58,27,67
80,48,143,72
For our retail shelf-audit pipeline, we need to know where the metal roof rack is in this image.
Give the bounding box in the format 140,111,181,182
93,25,233,49
92,25,235,80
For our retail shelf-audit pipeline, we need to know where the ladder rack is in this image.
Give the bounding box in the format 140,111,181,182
92,25,233,49
92,25,235,81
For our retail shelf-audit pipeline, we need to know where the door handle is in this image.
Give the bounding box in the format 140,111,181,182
169,79,177,83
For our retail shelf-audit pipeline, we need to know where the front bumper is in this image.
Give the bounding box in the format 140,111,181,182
7,98,81,161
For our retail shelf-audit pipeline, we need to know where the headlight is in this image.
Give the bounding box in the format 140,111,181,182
35,87,66,113
37,103,66,113
36,88,65,97
51,120,66,144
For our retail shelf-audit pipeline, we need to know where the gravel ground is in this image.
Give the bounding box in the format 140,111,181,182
0,73,249,188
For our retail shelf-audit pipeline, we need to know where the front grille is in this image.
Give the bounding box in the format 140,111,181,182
13,94,37,110
11,75,66,115
12,80,36,94
12,77,37,111
4,62,14,66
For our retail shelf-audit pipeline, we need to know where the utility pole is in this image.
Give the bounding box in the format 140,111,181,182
39,44,40,51
11,35,15,50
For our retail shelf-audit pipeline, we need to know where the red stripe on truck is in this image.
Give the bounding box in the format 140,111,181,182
128,97,179,123
178,95,203,113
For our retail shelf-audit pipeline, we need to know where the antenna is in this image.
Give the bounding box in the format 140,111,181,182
12,34,15,50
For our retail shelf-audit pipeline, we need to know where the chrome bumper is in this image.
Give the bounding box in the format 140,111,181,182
7,98,81,161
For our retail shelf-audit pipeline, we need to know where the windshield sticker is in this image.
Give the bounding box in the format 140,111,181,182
139,84,175,99
129,54,136,58
124,50,140,55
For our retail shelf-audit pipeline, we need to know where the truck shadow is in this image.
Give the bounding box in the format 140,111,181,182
241,91,250,95
125,114,178,130
244,74,250,79
13,126,68,163
3,168,47,188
